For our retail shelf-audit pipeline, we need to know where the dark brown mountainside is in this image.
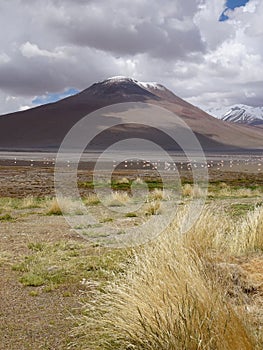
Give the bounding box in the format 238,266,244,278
0,77,262,152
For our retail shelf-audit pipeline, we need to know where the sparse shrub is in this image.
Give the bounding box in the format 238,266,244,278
144,200,161,216
0,213,13,221
0,197,20,210
0,251,11,266
107,192,130,207
133,177,144,185
20,273,45,287
235,188,254,197
219,182,229,189
28,242,45,251
182,184,203,197
182,183,193,197
83,194,100,206
21,196,42,209
100,217,114,223
115,177,130,185
125,212,137,218
112,177,131,190
46,199,62,215
148,188,165,201
46,197,85,215
29,290,39,297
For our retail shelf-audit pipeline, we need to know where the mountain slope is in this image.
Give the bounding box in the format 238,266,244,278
207,104,263,128
0,77,263,152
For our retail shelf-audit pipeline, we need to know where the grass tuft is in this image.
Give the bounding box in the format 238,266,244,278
107,192,131,207
46,197,85,216
144,200,161,216
83,194,100,206
0,213,13,222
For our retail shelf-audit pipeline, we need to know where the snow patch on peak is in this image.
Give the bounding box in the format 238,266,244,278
100,76,166,91
137,81,165,91
206,104,263,126
206,106,232,118
106,76,131,81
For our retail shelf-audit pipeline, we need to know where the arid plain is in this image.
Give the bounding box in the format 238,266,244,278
0,152,263,349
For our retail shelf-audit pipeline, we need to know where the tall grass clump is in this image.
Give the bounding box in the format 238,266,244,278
46,197,85,215
76,232,255,350
107,191,131,207
21,196,42,209
230,205,263,254
182,184,205,198
184,204,263,256
83,193,100,206
148,188,166,201
144,200,162,216
74,204,263,349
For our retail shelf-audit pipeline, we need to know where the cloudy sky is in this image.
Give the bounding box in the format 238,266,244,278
0,0,262,115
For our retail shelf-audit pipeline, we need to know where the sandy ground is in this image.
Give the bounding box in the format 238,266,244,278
0,214,88,350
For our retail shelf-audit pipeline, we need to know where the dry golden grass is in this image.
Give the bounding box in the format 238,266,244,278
46,198,63,215
0,197,20,211
46,197,85,215
184,205,263,256
75,203,263,350
182,184,205,197
182,183,193,197
0,251,12,266
219,187,252,197
148,188,166,201
209,186,262,198
115,177,130,185
83,193,100,206
144,200,162,216
107,191,131,207
21,196,42,209
77,236,255,350
133,177,144,185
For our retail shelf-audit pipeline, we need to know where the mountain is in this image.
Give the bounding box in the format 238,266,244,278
0,77,263,152
207,104,263,128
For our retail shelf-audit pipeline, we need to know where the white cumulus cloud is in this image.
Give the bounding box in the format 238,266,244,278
20,42,67,59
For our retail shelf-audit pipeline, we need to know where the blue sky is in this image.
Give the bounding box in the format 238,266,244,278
220,0,250,21
32,88,79,106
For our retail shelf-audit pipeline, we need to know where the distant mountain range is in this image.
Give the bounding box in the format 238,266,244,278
207,104,263,128
0,77,263,152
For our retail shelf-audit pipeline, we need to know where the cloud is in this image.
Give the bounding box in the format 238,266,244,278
0,92,35,115
46,0,205,59
0,0,262,115
0,53,10,64
20,42,67,59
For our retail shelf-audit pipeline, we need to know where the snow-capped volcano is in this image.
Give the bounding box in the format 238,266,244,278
88,76,189,105
0,77,263,151
207,104,263,127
